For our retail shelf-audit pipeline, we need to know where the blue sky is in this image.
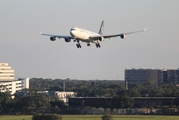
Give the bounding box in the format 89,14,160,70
0,0,179,80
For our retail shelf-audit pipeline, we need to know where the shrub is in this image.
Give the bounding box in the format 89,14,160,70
32,114,62,120
102,114,113,120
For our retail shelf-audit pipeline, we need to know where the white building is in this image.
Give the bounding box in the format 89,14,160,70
0,78,29,95
0,63,29,95
0,63,14,81
55,91,77,103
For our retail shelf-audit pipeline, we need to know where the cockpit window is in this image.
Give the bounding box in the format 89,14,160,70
71,28,76,31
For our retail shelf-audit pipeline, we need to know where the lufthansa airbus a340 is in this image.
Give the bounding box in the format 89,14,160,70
41,20,147,48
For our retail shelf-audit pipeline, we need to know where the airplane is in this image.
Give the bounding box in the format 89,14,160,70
40,20,147,48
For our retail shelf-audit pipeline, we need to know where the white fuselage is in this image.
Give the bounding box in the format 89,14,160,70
70,27,101,42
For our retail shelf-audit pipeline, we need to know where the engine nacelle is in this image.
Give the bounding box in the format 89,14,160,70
120,34,127,39
65,38,71,42
98,37,104,41
50,36,56,41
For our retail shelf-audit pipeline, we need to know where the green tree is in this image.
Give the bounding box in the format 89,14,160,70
16,94,50,113
32,114,62,120
121,93,134,108
0,92,13,113
102,114,113,120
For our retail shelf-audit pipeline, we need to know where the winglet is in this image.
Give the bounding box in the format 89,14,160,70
40,31,43,34
144,28,147,31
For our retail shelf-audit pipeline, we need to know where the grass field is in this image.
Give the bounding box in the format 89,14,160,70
0,115,179,120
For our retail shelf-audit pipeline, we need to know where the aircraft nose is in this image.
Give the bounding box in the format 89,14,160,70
70,30,74,36
70,28,76,37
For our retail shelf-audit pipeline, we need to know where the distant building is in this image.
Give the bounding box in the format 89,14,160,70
16,91,76,105
133,97,179,108
0,78,29,95
68,97,179,108
166,69,179,84
69,97,113,108
125,68,179,85
0,63,14,81
33,91,77,102
125,68,163,86
0,63,29,95
55,91,76,103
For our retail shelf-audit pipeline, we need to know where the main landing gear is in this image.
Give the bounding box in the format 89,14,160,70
76,43,81,48
87,43,90,46
76,42,101,48
96,43,101,48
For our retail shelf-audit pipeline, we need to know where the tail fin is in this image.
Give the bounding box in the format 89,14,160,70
98,20,104,35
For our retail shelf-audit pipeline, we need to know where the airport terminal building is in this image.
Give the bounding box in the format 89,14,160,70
0,63,29,95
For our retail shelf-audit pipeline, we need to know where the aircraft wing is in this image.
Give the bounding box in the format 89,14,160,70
40,32,74,39
102,28,147,39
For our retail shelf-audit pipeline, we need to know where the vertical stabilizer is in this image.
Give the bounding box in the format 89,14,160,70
98,20,104,35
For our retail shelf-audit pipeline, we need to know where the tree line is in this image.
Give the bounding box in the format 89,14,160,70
29,78,179,109
0,92,65,114
30,78,179,97
0,78,179,114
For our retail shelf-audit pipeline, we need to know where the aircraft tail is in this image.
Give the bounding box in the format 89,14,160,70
98,20,104,35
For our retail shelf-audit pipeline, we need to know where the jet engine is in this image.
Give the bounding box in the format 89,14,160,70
120,34,127,39
98,37,104,41
50,36,56,41
65,38,71,42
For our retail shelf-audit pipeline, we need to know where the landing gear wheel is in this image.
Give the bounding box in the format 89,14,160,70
87,43,90,46
76,44,81,48
96,43,101,48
